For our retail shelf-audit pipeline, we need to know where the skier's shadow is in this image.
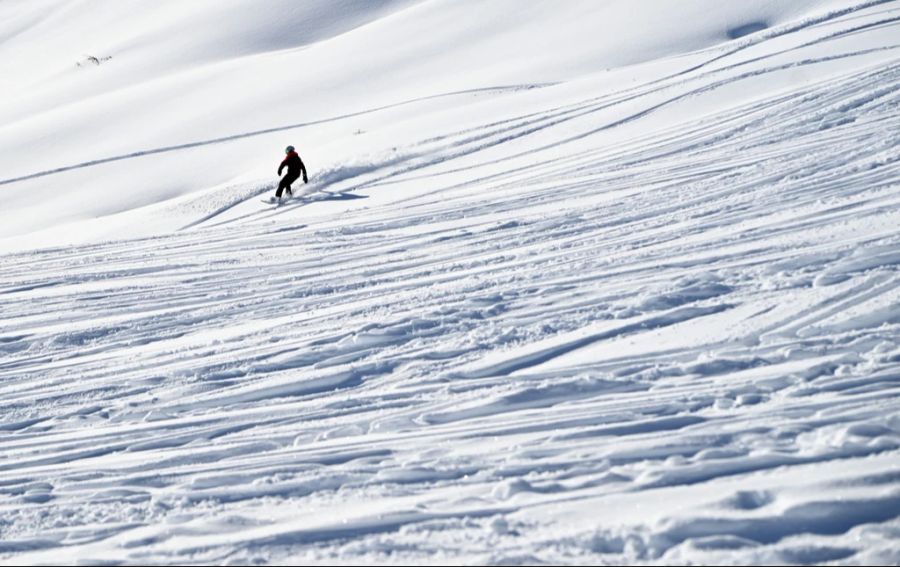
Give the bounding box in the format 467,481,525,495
277,191,368,211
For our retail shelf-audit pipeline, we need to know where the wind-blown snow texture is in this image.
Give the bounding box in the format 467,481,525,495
1,0,900,564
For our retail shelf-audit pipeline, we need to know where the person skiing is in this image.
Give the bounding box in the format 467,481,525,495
275,145,308,200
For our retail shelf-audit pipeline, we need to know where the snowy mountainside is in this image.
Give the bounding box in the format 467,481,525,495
1,0,900,564
0,0,861,244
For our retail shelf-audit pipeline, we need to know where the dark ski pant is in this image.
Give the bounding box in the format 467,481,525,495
276,173,299,198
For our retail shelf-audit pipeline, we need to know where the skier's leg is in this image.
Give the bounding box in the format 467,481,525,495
283,174,299,198
276,177,288,198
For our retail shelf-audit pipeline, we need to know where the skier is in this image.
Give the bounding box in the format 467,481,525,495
275,145,308,201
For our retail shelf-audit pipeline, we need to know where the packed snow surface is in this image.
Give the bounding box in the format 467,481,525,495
1,0,899,564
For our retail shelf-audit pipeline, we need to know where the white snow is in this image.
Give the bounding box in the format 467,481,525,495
1,0,899,564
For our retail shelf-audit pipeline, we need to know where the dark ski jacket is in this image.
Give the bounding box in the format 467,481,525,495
279,150,307,181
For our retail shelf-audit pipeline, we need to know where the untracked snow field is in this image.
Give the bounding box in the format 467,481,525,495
1,1,900,564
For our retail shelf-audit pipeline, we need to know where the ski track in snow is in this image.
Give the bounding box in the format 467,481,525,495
2,3,900,565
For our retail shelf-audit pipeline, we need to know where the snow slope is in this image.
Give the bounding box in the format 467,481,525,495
1,0,900,564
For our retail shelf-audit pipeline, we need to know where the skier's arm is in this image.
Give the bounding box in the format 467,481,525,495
300,158,308,183
278,158,287,176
